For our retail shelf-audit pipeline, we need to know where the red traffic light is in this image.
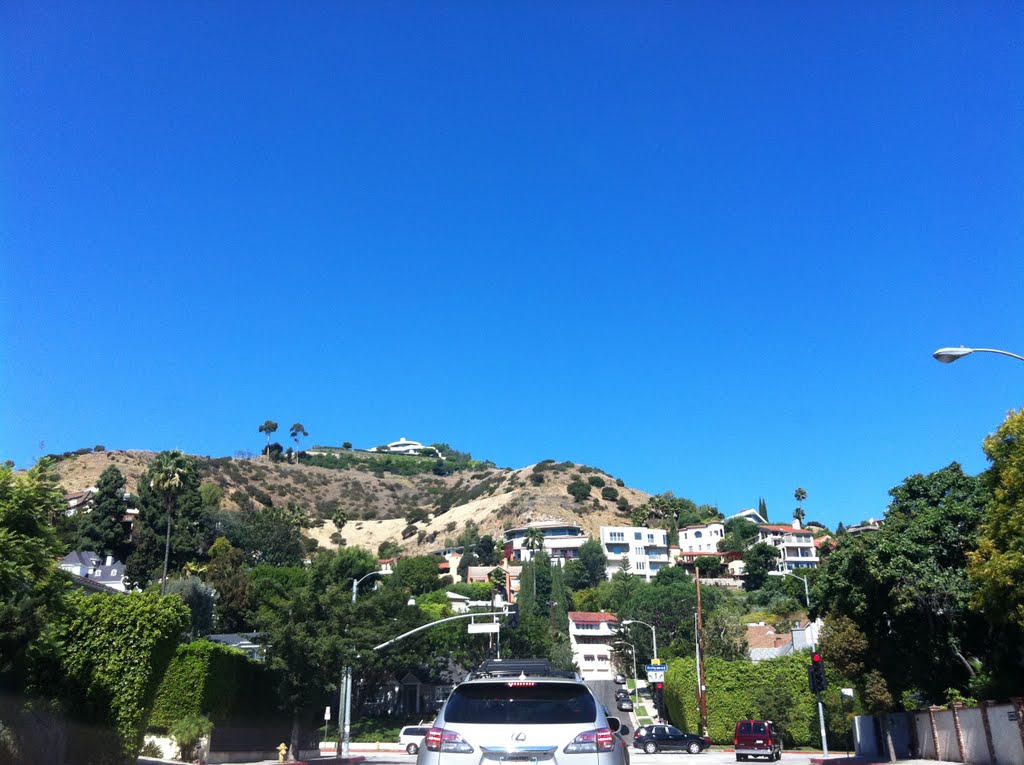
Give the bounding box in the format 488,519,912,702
655,682,664,690
812,653,822,663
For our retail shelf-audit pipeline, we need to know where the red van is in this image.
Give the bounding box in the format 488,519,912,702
733,719,782,761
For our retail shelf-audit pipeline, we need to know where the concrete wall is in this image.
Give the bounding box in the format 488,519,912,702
934,708,959,761
915,712,937,759
988,702,1024,765
856,702,1024,764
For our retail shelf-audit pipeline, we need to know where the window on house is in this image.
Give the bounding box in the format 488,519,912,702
634,532,642,540
694,531,702,538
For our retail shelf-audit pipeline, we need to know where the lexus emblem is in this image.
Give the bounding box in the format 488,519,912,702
512,732,527,742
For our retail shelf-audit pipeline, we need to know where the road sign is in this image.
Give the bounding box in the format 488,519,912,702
645,665,665,682
645,664,665,672
468,622,500,634
324,706,331,721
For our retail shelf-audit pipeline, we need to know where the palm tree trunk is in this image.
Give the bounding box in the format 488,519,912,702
161,499,172,595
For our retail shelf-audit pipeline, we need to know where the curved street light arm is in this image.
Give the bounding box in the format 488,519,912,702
933,346,1024,364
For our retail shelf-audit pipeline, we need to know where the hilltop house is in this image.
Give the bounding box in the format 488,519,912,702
758,522,819,573
503,520,589,566
599,526,670,581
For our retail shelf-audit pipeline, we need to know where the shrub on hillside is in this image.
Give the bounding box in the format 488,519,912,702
567,479,591,503
601,486,619,501
616,478,625,487
587,476,606,488
529,473,545,485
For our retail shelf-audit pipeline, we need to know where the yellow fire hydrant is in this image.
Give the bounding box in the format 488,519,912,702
277,742,288,762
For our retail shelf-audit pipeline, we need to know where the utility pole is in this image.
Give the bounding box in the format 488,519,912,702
695,567,708,736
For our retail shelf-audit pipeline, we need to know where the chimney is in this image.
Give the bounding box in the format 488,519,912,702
792,518,801,530
106,555,114,566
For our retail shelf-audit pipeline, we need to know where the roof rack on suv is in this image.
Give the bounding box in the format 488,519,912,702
468,658,580,680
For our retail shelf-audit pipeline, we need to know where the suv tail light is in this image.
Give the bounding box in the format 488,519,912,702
425,727,474,753
563,728,614,753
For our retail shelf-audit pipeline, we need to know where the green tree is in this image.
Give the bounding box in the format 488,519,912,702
969,408,1024,630
816,462,990,705
742,543,780,590
393,555,444,595
0,460,68,691
234,504,306,567
377,540,402,559
758,496,769,522
151,451,192,594
576,539,608,588
694,556,723,577
126,452,210,590
289,423,308,461
77,465,130,559
718,517,760,553
163,575,217,638
794,487,807,525
206,537,252,632
523,527,545,594
259,420,279,458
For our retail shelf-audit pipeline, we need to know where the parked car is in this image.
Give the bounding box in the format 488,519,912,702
614,688,631,701
614,673,627,684
633,724,710,755
416,659,630,765
400,725,431,755
733,719,782,761
616,699,634,712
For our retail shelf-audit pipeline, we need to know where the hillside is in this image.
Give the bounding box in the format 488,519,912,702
50,450,654,555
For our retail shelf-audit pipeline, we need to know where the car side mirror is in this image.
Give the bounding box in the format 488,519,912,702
606,716,621,732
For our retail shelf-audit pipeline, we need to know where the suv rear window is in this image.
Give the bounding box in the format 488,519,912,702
443,683,597,725
739,722,752,734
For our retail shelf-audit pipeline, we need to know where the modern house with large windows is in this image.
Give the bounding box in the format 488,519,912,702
599,526,670,581
503,520,589,565
758,522,820,572
567,611,619,679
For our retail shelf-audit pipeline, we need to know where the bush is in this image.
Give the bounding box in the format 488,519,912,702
566,480,591,503
587,476,606,488
616,478,625,487
665,654,847,747
170,714,212,761
150,640,276,731
529,473,545,486
94,444,106,452
601,486,619,501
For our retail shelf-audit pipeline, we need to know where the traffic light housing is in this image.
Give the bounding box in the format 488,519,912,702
653,682,665,716
809,652,827,693
507,604,519,630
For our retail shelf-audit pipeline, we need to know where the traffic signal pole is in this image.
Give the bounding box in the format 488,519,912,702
817,691,829,757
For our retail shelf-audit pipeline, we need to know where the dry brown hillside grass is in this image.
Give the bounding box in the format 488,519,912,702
50,451,652,556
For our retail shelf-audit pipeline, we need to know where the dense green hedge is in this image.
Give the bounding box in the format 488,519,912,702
665,653,848,747
149,640,277,731
57,591,191,762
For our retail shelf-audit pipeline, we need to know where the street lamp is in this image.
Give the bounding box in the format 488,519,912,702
933,346,1024,364
341,570,392,756
352,569,391,602
621,619,658,663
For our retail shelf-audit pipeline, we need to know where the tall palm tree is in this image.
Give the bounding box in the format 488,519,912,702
794,487,807,525
151,450,190,594
523,527,545,596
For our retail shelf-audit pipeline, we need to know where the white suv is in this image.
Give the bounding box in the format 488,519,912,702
416,659,629,765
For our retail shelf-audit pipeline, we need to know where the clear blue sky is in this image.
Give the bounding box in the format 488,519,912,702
3,3,1022,530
